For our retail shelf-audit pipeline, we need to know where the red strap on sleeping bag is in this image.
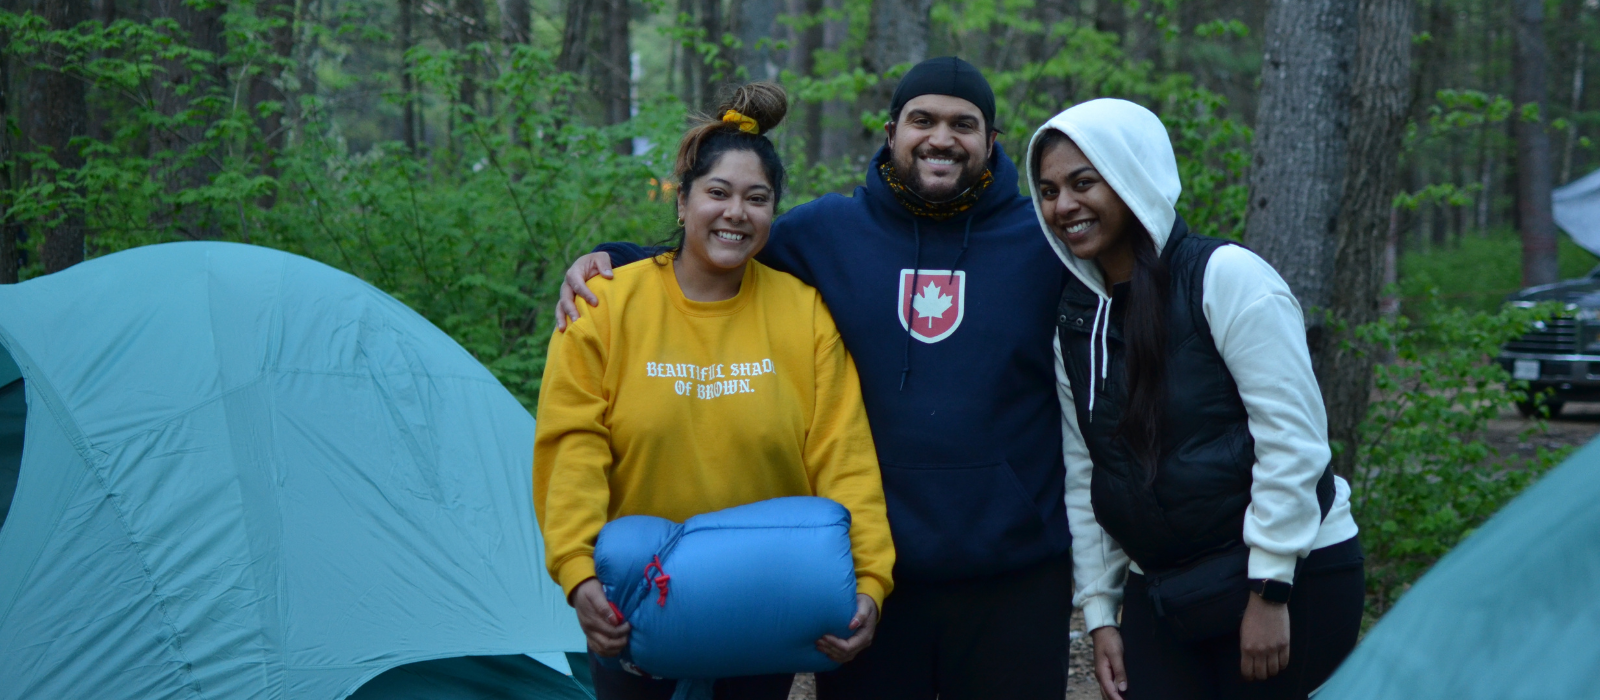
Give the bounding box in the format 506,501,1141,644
644,556,671,607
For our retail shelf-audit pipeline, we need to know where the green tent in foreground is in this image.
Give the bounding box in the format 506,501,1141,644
1316,437,1600,699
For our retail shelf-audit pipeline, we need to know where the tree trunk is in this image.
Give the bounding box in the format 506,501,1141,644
602,0,632,150
1244,0,1357,341
865,0,931,97
500,0,531,44
251,0,296,208
24,0,90,273
1561,36,1585,184
697,0,725,109
148,0,227,239
790,0,824,165
400,0,420,153
863,0,930,155
558,0,593,75
87,0,117,144
819,0,852,162
456,0,486,121
736,0,781,82
1513,0,1557,286
1323,0,1414,478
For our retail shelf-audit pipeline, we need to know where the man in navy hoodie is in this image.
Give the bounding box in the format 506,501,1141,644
556,58,1071,700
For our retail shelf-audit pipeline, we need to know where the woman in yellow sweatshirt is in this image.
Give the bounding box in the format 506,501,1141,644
533,83,895,700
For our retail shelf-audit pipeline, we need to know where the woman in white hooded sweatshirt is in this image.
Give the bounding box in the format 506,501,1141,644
1026,99,1363,700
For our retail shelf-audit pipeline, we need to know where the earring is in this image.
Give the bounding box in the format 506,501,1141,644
677,217,685,227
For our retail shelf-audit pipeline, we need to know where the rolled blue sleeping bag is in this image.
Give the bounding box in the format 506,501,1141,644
594,496,858,679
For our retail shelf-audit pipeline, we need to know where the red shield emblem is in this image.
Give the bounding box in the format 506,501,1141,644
898,269,966,343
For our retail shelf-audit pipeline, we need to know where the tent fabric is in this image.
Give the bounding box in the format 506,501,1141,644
1554,167,1600,256
1315,438,1600,699
0,242,586,699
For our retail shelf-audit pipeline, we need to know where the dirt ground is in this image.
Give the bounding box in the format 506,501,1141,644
1484,401,1600,462
785,405,1600,700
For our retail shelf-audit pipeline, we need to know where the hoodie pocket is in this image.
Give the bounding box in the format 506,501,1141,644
878,460,1052,580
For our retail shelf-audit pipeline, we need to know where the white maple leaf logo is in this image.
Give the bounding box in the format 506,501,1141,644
911,281,954,329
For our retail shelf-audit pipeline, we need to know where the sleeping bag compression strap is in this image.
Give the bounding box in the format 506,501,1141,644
611,526,687,618
645,556,671,606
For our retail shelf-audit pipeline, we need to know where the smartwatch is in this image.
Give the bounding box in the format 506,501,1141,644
1248,578,1293,604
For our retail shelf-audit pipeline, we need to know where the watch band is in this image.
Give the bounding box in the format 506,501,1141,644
1249,578,1293,604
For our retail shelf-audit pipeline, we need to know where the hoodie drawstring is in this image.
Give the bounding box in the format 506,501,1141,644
899,214,976,392
899,219,923,391
1086,295,1111,420
948,215,972,285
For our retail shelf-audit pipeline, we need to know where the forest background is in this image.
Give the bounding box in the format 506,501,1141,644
2,0,1597,619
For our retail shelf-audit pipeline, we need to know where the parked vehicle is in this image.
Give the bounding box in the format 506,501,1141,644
1496,266,1600,417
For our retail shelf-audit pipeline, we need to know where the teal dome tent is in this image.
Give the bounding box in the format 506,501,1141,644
1315,439,1600,699
0,243,589,699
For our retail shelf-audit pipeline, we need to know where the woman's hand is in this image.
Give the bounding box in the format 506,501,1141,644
555,252,614,331
1239,592,1290,681
571,578,631,657
1091,626,1128,700
816,594,879,664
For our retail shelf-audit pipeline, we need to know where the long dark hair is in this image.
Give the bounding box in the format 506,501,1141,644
1118,223,1170,481
658,82,789,259
1032,128,1170,479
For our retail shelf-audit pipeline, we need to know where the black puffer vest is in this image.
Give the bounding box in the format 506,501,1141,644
1056,219,1333,572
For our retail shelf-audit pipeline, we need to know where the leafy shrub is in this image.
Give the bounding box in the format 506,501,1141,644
1350,295,1566,616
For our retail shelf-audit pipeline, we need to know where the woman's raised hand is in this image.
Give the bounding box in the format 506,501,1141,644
1091,626,1128,700
555,252,614,331
571,577,631,657
816,594,879,664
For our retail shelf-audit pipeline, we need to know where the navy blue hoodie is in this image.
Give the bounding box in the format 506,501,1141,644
596,144,1068,581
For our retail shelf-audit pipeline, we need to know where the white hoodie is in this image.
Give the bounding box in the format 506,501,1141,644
1024,99,1358,632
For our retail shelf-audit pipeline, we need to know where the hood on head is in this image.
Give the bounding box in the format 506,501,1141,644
1024,98,1181,297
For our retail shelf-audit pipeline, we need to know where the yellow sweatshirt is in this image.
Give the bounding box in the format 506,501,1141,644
533,257,894,609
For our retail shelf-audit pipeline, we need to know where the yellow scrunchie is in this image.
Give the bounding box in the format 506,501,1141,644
721,110,760,135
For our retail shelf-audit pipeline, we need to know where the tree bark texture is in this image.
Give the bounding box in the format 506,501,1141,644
1244,0,1357,347
602,0,632,141
148,0,227,239
24,0,90,273
790,0,824,164
736,0,780,82
557,0,592,74
819,0,852,162
1513,0,1557,286
861,0,930,156
866,0,931,98
1323,0,1415,478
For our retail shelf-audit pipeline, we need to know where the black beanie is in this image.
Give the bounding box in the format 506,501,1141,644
888,56,997,132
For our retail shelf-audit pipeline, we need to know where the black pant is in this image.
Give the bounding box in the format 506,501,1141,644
585,655,793,700
816,556,1074,700
1120,537,1365,700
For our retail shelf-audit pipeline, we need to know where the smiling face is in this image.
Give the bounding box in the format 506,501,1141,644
1035,135,1138,281
886,94,996,202
676,149,775,276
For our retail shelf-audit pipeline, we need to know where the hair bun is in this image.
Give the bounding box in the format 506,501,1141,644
719,82,788,135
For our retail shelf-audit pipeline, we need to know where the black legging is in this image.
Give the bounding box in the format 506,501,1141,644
1119,537,1364,700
